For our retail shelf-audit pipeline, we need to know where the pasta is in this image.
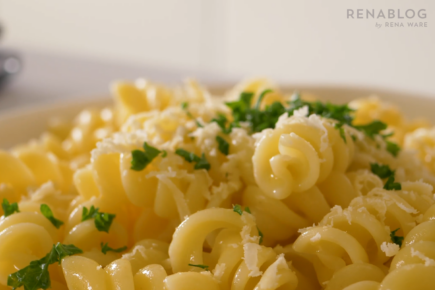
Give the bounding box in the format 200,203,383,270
1,78,435,290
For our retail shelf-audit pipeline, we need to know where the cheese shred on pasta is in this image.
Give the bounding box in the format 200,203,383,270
1,78,435,290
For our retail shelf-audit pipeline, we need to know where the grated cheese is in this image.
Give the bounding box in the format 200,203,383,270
380,242,400,257
243,243,263,277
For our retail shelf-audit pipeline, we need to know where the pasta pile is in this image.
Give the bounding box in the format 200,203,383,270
1,78,435,290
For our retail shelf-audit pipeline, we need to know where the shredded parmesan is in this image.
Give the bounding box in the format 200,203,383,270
243,243,263,277
122,245,147,260
380,242,400,257
213,263,226,281
310,232,321,242
411,248,435,266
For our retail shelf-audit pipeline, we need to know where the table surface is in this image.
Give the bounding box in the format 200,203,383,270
0,49,236,114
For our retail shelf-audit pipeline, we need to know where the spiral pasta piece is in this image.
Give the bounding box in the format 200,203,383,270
5,79,435,290
253,113,355,200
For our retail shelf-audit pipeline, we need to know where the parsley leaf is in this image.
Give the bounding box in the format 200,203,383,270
130,142,162,171
216,136,229,155
370,163,401,191
81,206,116,233
287,94,354,126
40,204,64,229
233,204,243,216
334,123,347,143
54,243,83,263
175,149,210,170
354,120,387,139
161,150,167,158
181,102,188,110
188,264,209,271
194,153,211,170
7,243,82,290
94,212,116,233
2,198,19,217
225,91,286,133
100,242,127,254
390,228,404,247
255,89,273,109
211,114,235,134
370,163,394,179
81,205,99,222
384,176,402,191
386,141,401,157
175,148,200,163
258,228,264,245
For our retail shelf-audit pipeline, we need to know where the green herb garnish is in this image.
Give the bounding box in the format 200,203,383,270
370,163,401,191
40,204,63,229
161,150,167,158
81,206,116,233
175,149,210,170
334,123,347,143
7,243,82,290
100,242,127,255
233,204,243,216
188,264,209,271
225,90,287,133
255,89,273,109
258,228,264,245
370,163,394,179
2,198,19,217
386,141,401,157
211,114,235,134
390,228,404,247
216,136,229,155
131,142,162,171
384,176,402,191
353,120,387,139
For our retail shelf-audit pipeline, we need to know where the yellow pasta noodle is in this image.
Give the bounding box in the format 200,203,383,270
2,78,435,290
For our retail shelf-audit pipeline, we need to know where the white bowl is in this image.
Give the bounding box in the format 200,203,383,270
0,85,434,149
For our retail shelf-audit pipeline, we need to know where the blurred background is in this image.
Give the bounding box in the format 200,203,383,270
0,0,433,111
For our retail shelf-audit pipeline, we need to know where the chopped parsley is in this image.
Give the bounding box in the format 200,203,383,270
100,242,127,255
81,206,116,233
181,102,203,127
225,90,287,133
384,176,402,191
188,264,209,271
7,243,82,290
386,141,401,157
370,163,401,191
334,123,347,143
161,150,167,158
233,204,244,216
211,114,235,134
2,198,19,217
254,89,273,109
232,204,263,244
223,92,400,157
175,149,210,170
370,163,394,179
390,228,404,247
353,120,387,139
131,142,162,171
40,204,64,229
258,228,264,245
216,136,229,155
